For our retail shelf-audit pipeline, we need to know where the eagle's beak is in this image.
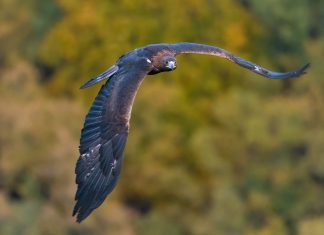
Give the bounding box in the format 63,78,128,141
166,61,176,70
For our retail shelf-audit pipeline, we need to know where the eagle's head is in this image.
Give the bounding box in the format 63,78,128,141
161,56,177,71
147,52,177,75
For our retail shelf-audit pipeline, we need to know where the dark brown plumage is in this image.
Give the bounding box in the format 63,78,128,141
73,42,309,222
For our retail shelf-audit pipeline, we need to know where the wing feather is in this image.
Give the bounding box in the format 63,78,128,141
73,82,129,222
169,42,309,79
80,65,119,89
74,57,150,222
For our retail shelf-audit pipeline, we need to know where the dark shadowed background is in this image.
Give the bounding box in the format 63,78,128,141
1,0,324,234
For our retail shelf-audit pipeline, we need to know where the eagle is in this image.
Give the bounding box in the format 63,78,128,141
73,42,309,222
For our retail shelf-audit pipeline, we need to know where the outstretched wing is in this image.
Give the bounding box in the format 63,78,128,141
169,42,309,79
74,59,150,222
73,83,128,222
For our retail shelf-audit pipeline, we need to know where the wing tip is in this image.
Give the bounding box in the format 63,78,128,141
285,62,310,79
76,213,86,223
79,77,101,89
80,83,90,89
266,62,310,80
80,65,119,89
296,63,310,77
72,203,90,223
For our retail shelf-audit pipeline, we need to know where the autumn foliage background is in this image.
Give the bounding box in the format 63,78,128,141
1,0,324,234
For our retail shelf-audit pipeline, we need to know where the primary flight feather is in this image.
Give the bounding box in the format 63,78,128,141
73,42,309,222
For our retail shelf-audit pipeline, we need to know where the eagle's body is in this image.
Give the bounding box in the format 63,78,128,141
73,42,309,222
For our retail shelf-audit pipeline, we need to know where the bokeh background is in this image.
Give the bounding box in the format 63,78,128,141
1,0,324,234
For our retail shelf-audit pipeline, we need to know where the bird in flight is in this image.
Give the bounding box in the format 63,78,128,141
73,42,309,222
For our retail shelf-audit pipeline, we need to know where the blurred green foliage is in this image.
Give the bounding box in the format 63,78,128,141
1,0,324,234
